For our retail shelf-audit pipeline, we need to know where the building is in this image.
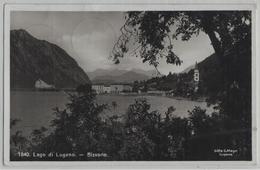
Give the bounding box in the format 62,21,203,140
35,79,55,89
122,84,133,92
193,62,200,92
92,84,104,94
92,84,133,94
103,85,111,93
110,84,124,93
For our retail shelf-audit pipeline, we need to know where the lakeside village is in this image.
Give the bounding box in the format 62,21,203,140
35,63,200,98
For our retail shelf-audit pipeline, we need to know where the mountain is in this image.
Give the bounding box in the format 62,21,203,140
143,53,221,92
130,68,159,77
88,68,158,84
11,29,91,89
120,71,150,82
194,53,223,94
87,68,158,81
92,71,150,84
145,51,243,95
87,69,128,80
179,53,223,94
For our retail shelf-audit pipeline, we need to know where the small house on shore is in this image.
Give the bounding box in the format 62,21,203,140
35,79,55,90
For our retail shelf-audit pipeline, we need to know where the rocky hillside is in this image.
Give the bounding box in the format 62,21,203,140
11,29,91,89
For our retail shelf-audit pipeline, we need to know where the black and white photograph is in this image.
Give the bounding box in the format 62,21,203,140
6,7,254,163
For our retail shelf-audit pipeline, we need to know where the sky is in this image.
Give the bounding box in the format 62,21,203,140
11,11,214,75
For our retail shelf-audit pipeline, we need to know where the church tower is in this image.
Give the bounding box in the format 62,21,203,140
193,62,199,92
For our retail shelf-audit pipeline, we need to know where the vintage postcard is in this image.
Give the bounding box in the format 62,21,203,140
1,0,259,168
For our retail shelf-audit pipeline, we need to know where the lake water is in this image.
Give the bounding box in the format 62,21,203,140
11,91,214,136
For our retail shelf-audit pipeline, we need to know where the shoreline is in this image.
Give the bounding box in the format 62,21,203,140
93,93,207,102
11,90,207,102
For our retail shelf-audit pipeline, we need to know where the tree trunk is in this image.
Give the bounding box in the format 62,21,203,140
206,30,223,58
200,12,224,59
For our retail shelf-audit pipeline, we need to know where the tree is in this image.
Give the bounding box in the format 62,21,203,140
10,119,30,160
111,11,251,66
111,11,251,121
142,82,148,92
112,101,117,110
36,87,108,159
110,11,252,159
132,80,139,92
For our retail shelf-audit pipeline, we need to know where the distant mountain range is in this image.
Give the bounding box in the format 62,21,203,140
88,68,160,84
87,69,128,80
11,29,91,89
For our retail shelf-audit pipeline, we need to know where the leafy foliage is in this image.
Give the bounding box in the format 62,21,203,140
111,11,251,66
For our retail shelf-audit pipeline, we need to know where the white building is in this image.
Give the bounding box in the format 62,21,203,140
35,79,55,89
92,84,104,94
103,85,111,93
110,84,133,93
110,84,124,93
92,84,132,94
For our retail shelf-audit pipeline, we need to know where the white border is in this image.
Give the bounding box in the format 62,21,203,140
0,0,4,169
1,0,259,169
